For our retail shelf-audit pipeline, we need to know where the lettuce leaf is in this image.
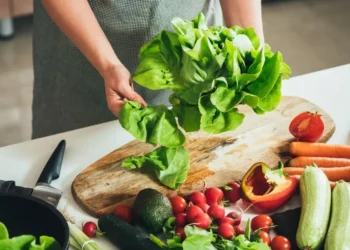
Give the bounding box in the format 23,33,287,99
121,146,189,189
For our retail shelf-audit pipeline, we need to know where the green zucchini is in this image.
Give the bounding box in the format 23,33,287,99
325,181,350,250
296,166,331,250
98,214,163,250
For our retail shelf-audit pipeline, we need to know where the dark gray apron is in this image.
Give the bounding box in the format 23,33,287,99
32,0,223,139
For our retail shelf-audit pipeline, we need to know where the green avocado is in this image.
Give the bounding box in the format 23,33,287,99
132,188,173,233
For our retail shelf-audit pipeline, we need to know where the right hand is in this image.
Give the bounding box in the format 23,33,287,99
102,63,147,117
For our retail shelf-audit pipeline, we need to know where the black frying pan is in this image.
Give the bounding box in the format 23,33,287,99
0,140,69,249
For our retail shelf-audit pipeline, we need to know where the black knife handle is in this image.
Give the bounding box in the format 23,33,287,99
37,140,66,184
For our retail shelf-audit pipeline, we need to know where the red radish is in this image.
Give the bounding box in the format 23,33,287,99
234,226,245,235
186,203,204,223
218,223,235,239
82,222,97,238
175,213,187,228
227,211,242,226
189,191,207,205
207,204,225,220
170,196,187,214
192,213,211,229
224,182,241,203
114,205,133,224
219,216,235,226
175,227,186,241
204,187,224,205
196,202,209,213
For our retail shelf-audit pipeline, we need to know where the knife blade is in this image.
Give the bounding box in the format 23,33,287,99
31,140,66,207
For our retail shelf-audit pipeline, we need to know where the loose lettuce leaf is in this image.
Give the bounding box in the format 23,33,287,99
121,146,189,189
119,101,185,148
199,94,245,134
182,226,216,250
231,235,271,250
0,235,61,250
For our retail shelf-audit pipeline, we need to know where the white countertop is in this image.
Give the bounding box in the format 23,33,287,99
1,63,349,249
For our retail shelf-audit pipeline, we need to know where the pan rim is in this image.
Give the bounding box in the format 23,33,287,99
0,192,70,249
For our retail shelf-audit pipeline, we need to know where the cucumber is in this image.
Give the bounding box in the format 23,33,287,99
296,166,331,250
325,181,350,250
98,214,163,250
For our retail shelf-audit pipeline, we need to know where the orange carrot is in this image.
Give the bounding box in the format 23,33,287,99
283,166,350,182
289,157,350,168
292,175,336,190
290,142,350,158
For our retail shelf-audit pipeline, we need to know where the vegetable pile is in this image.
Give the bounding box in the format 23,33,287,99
0,222,61,250
119,12,291,189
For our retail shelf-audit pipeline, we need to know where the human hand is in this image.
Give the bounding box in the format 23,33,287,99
102,63,147,117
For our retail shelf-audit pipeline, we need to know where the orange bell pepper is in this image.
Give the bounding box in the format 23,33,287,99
241,161,298,213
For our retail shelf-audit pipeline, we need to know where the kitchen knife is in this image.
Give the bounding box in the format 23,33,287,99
31,140,66,207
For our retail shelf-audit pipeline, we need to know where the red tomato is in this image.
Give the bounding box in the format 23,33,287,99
224,182,241,203
175,227,186,241
289,111,324,142
170,196,187,214
271,236,292,250
192,213,211,229
218,223,235,239
189,192,207,205
251,215,273,233
175,213,187,228
114,205,133,224
204,187,224,205
259,231,271,245
234,226,245,235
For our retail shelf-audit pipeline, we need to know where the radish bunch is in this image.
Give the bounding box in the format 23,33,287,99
169,183,244,241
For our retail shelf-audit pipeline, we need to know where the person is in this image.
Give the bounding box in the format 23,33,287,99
32,0,264,139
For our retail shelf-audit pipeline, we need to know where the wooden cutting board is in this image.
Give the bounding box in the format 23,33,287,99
72,96,335,217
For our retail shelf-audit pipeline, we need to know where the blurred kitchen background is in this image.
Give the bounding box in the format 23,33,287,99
0,0,349,147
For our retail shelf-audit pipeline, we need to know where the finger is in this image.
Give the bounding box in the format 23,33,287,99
118,79,147,108
105,87,125,117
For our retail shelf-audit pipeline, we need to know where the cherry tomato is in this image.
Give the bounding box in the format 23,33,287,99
234,226,245,235
189,191,207,205
204,187,224,205
170,196,187,214
224,182,241,203
218,223,235,239
175,213,187,228
251,215,272,233
271,236,292,250
259,231,271,245
175,227,186,241
289,111,324,142
114,205,133,224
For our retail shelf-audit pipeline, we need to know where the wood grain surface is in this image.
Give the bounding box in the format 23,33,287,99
71,96,336,217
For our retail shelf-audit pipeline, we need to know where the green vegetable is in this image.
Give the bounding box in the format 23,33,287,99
119,12,291,190
119,101,185,148
68,221,102,250
296,165,331,250
122,145,189,189
132,188,173,233
0,222,61,250
98,214,163,250
182,226,216,250
325,180,350,250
